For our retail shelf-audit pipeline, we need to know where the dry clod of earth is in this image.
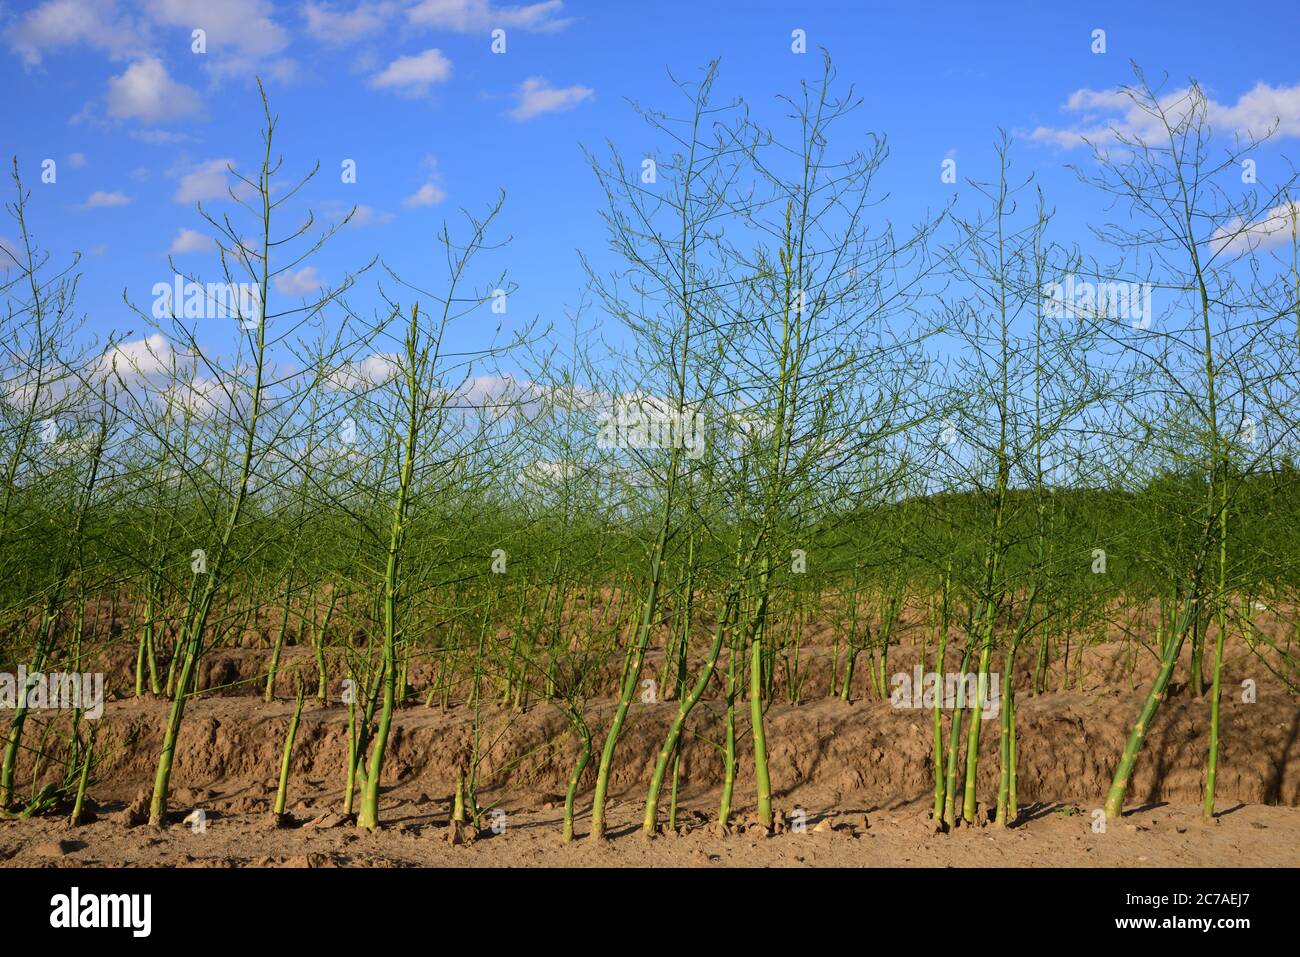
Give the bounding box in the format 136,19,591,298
116,788,150,828
905,811,944,835
306,812,350,829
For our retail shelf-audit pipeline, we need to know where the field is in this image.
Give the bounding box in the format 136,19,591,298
2,597,1298,867
3,51,1300,879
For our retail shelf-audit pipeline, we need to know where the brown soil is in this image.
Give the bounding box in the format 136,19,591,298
5,792,1296,868
2,628,1299,867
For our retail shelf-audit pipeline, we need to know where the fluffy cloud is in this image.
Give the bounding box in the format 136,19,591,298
403,183,446,207
89,335,237,422
96,333,176,380
106,58,203,123
274,266,326,296
131,129,195,145
160,374,231,419
80,190,132,208
1210,200,1300,256
348,205,395,227
6,0,146,66
369,48,452,96
508,76,592,121
324,353,402,390
0,237,20,269
173,159,238,204
1028,81,1300,149
302,1,396,43
404,154,447,207
146,0,288,61
301,0,573,43
318,201,396,227
406,0,569,32
8,0,289,71
168,227,216,254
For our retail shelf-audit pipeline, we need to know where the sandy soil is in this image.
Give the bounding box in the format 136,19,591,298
2,628,1298,867
4,792,1297,868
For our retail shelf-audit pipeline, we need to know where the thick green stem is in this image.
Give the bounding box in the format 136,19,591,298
643,590,733,834
1007,687,1017,820
562,722,592,843
719,635,739,826
1105,604,1194,818
69,727,96,827
274,682,306,817
931,599,950,822
962,636,993,823
343,685,358,816
589,512,674,840
264,576,294,703
943,644,973,827
995,646,1016,826
1202,607,1228,817
750,622,772,831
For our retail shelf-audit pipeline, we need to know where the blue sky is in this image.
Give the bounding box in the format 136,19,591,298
2,0,1299,364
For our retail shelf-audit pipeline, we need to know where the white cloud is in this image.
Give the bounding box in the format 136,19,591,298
86,333,230,420
1028,81,1300,149
1213,82,1300,140
67,152,88,168
161,374,230,419
1210,200,1300,255
275,266,326,296
173,159,238,204
404,182,446,207
324,352,401,390
168,227,216,254
319,200,395,227
6,0,147,66
106,58,203,123
96,333,176,381
452,372,538,407
81,190,132,208
349,205,395,226
406,0,569,33
369,48,452,97
303,1,396,44
146,0,288,61
8,0,288,74
508,76,592,121
404,154,446,207
0,237,20,269
521,459,577,482
131,129,195,145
